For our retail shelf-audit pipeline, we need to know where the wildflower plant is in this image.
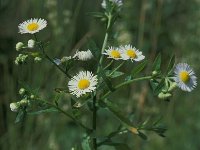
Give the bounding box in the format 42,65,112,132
11,0,197,149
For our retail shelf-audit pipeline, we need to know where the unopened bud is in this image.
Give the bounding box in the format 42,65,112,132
16,42,24,51
152,71,158,76
19,88,25,95
158,92,172,100
30,94,35,99
10,102,19,112
19,99,29,107
28,39,35,48
34,57,42,62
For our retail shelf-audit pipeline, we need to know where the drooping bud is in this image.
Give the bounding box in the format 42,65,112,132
16,42,24,51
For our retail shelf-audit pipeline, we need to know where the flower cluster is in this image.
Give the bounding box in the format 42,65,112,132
103,44,145,62
101,0,123,9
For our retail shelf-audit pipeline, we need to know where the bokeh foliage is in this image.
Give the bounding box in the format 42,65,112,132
0,0,200,149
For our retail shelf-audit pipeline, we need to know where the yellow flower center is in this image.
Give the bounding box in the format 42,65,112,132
78,79,90,90
27,23,39,31
111,50,121,58
179,71,190,83
127,49,136,58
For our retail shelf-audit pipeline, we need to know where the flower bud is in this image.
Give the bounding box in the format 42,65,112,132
19,88,25,95
28,39,35,48
158,92,172,100
30,94,35,99
16,42,24,51
19,99,29,107
10,102,19,112
34,57,42,62
152,70,158,76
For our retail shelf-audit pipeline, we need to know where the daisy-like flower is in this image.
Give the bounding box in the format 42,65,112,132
68,71,98,97
120,44,145,62
101,0,123,9
18,18,47,34
73,50,93,61
103,46,122,60
174,63,197,92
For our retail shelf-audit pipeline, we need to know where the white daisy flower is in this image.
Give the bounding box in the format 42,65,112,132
73,50,93,61
68,71,98,97
120,44,145,62
174,63,197,92
18,18,47,34
101,0,123,9
103,46,122,60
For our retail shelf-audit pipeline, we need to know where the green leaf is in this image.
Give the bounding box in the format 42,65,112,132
86,39,100,59
152,53,161,71
15,109,26,123
103,99,138,135
87,12,105,19
131,60,148,77
105,70,124,78
27,108,58,115
166,54,175,75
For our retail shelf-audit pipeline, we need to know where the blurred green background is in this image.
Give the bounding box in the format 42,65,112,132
0,0,200,149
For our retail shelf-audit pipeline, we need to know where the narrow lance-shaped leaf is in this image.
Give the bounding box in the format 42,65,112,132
27,108,58,115
166,54,175,75
103,99,138,135
99,69,115,92
152,53,161,71
131,60,148,77
105,70,124,78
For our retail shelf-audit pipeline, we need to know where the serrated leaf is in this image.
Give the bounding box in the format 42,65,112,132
152,53,161,71
27,108,58,115
166,54,175,75
131,60,148,77
105,70,124,78
103,99,138,135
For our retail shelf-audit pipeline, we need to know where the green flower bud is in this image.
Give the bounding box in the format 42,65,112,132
16,42,24,51
10,102,20,112
158,92,172,100
30,94,35,99
19,88,25,95
168,82,177,92
28,39,35,48
34,57,42,62
15,54,28,65
19,99,29,107
152,70,158,76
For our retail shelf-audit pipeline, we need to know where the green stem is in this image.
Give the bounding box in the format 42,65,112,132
97,13,112,73
102,76,152,99
34,34,71,78
36,98,89,131
104,60,114,70
108,61,125,76
92,94,97,149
